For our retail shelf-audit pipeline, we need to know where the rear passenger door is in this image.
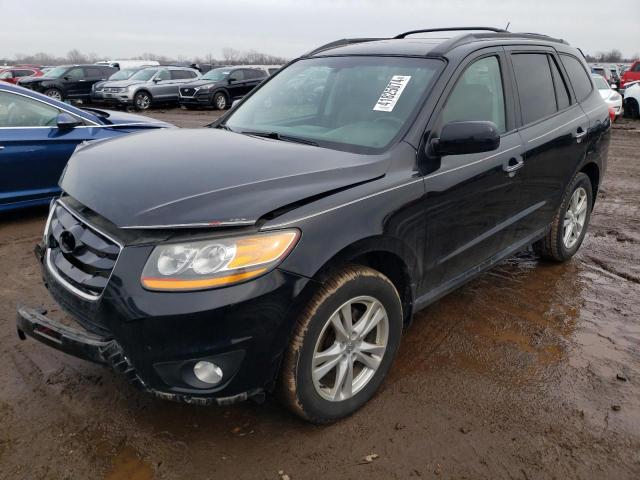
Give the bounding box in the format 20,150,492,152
243,69,267,95
227,69,246,99
506,47,590,241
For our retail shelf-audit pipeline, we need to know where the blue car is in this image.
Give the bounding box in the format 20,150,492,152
0,82,172,212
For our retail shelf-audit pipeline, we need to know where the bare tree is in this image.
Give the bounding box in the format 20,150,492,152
66,49,86,63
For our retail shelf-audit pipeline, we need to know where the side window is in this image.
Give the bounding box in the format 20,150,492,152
632,63,640,73
155,69,170,81
85,67,101,78
549,56,571,110
0,91,61,127
268,68,279,75
244,69,264,80
441,56,506,134
65,68,84,80
511,53,557,125
170,70,192,80
560,55,594,102
186,70,198,79
229,70,244,81
15,70,34,77
0,71,13,79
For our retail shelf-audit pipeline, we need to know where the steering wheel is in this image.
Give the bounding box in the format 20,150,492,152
374,116,403,128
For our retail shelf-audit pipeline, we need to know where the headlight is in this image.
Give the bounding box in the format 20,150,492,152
141,230,299,291
609,92,621,102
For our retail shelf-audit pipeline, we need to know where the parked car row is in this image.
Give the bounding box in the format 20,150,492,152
3,61,281,110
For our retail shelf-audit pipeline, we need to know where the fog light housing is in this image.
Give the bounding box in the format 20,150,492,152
193,361,223,385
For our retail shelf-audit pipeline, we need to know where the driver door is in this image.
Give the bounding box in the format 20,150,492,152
0,91,93,208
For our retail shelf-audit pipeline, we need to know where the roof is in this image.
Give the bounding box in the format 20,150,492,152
306,27,570,58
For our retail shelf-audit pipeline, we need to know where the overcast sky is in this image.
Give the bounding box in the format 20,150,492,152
1,0,638,60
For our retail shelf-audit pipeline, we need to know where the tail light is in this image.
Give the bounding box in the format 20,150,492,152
608,106,616,122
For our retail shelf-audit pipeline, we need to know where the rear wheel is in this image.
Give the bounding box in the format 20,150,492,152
280,265,402,424
212,92,228,110
43,88,63,101
133,91,152,111
534,172,593,262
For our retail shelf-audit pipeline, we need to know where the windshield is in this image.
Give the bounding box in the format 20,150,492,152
202,68,230,81
593,75,609,90
130,68,158,81
44,67,70,78
225,56,443,152
109,69,138,81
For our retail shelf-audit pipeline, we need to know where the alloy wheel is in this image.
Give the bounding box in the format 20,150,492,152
563,186,588,249
311,295,389,402
136,93,151,110
46,89,62,101
215,94,226,109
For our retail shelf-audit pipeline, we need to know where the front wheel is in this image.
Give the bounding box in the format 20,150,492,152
133,91,152,111
534,172,593,262
212,92,228,110
280,265,403,424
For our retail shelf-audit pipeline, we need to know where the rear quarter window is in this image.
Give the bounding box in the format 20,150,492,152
560,55,594,102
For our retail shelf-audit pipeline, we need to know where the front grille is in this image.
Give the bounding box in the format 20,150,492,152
104,87,121,93
180,87,195,96
46,202,121,298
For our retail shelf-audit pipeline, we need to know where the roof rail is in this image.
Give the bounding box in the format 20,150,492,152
305,38,387,56
394,27,506,39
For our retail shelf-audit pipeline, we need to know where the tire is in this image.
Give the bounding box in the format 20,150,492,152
133,91,152,111
212,91,228,110
624,98,639,119
280,265,403,424
43,88,63,101
534,172,593,262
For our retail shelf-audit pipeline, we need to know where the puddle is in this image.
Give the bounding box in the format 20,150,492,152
103,445,154,480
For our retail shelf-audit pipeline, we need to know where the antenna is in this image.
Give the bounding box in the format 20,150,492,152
505,22,511,31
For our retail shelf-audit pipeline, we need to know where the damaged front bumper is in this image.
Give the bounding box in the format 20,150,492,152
15,306,260,405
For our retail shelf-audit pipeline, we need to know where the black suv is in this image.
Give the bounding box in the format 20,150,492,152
17,28,610,423
19,64,117,102
178,66,267,109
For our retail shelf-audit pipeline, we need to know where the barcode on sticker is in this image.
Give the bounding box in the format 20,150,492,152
373,75,411,112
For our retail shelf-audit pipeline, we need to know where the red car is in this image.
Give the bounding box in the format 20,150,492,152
0,66,43,84
621,61,640,88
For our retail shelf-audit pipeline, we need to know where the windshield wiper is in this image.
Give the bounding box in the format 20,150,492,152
240,130,318,146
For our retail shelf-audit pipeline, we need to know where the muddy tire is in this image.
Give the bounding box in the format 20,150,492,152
279,265,402,424
133,91,152,111
534,172,593,262
212,91,228,110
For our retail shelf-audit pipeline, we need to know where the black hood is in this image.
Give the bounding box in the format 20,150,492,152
180,79,223,89
60,128,389,228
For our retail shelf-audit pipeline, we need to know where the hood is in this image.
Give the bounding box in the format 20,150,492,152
60,128,389,228
181,79,221,89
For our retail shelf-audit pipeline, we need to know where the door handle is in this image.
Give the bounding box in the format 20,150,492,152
503,157,524,175
0,145,4,151
574,127,587,143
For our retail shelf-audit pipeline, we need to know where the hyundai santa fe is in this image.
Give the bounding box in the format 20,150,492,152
17,27,610,423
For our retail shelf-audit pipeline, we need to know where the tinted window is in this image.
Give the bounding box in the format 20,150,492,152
631,62,640,72
85,67,103,78
245,69,266,80
549,57,570,110
560,55,593,102
0,91,61,127
15,70,34,77
268,68,279,75
0,71,13,79
229,70,244,81
170,70,195,80
512,53,557,125
65,68,84,80
441,56,506,133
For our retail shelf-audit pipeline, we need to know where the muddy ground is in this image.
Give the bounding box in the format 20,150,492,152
0,110,639,480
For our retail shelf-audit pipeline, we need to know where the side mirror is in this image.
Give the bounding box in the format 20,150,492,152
63,75,70,81
429,121,500,157
56,112,82,130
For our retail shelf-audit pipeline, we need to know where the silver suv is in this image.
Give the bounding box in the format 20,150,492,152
100,66,201,110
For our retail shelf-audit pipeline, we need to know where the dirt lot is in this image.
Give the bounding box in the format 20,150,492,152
1,110,639,480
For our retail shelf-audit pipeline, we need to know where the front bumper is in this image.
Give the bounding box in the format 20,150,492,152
20,233,313,405
178,93,212,105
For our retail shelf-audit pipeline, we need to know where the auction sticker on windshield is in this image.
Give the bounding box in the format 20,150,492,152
373,75,411,112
